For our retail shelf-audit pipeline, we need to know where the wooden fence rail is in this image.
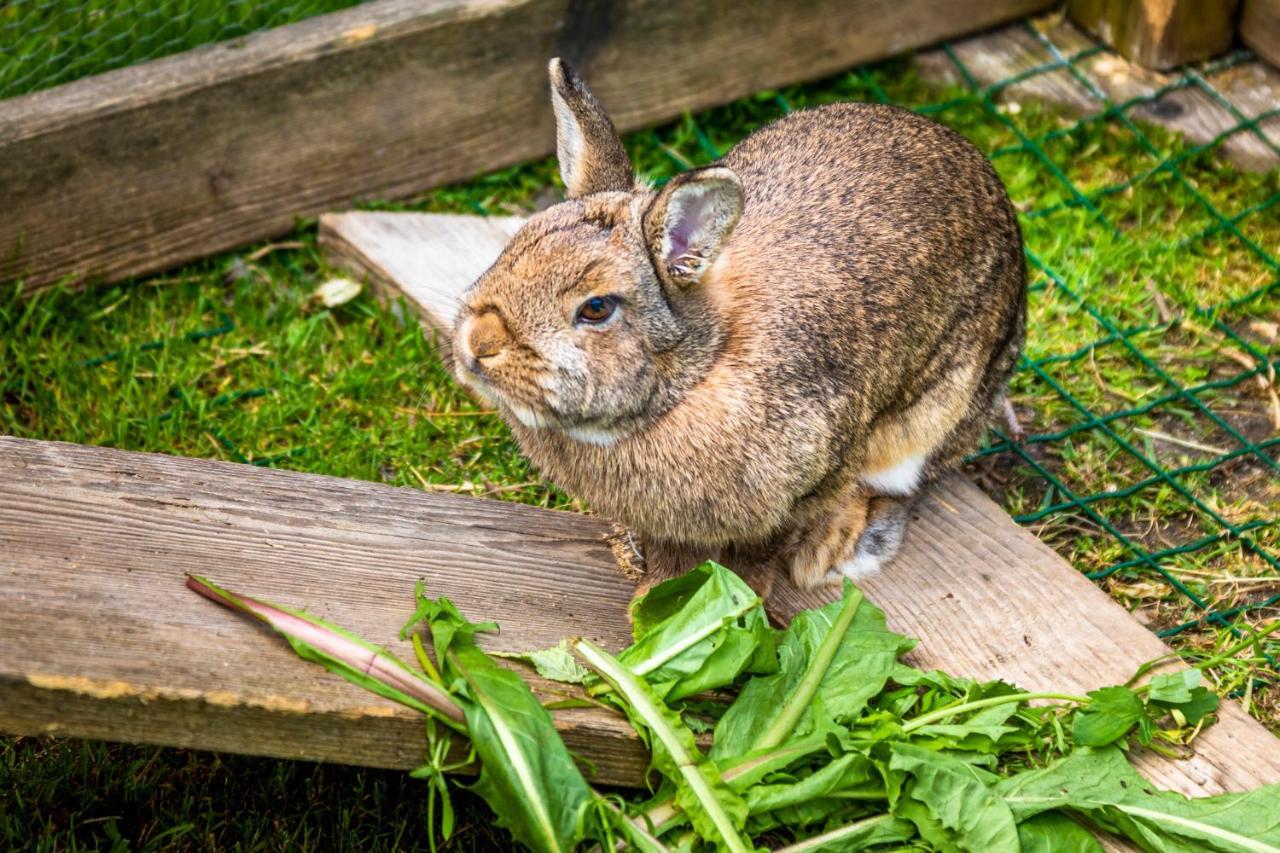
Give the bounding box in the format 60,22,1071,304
0,0,1052,292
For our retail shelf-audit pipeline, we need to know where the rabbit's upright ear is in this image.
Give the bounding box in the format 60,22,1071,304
643,166,743,289
548,58,632,198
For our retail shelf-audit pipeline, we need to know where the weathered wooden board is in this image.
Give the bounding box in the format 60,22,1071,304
0,436,646,783
1244,0,1280,69
6,434,1280,797
0,0,1054,293
317,209,1280,797
320,211,525,342
917,16,1280,172
1068,0,1239,70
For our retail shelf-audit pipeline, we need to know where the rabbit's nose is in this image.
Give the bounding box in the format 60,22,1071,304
468,311,510,361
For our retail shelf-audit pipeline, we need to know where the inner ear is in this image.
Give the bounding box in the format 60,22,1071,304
644,166,744,288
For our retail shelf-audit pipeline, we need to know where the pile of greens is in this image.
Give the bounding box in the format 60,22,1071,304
190,563,1280,852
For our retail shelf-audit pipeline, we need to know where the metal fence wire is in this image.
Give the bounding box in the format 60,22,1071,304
928,26,1279,645
0,0,362,100
9,9,1278,674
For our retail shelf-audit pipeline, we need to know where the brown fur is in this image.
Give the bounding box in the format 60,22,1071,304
451,60,1026,594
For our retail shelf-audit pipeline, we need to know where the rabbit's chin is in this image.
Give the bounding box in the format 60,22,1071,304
499,397,627,446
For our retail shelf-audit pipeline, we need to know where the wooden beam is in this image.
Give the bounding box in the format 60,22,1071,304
1068,0,1240,70
1243,0,1280,68
0,436,646,783
5,434,1280,795
0,0,1054,293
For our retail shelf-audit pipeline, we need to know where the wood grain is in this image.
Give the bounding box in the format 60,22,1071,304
0,0,1052,293
4,435,1278,795
1068,0,1239,70
320,211,526,346
0,436,650,783
917,17,1280,172
1243,0,1280,68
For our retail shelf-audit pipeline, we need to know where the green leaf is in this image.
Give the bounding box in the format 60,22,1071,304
1073,686,1144,746
1000,746,1280,852
494,640,590,685
618,562,777,702
1016,811,1103,853
773,814,916,853
449,643,594,853
1161,687,1220,726
745,752,882,817
1146,670,1220,725
713,583,914,759
888,742,1021,853
400,580,498,663
1147,669,1201,704
575,638,751,853
407,587,594,853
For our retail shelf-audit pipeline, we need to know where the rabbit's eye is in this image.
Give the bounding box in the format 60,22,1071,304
576,295,617,325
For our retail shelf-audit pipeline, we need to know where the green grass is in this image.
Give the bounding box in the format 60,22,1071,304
0,0,362,99
1,738,509,851
2,45,1279,852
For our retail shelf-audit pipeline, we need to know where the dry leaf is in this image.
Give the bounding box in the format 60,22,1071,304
314,277,362,307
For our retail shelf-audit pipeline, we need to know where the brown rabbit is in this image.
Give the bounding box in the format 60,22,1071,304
453,59,1025,597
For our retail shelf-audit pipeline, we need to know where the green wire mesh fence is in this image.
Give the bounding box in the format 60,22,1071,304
932,25,1279,644
0,0,363,99
4,8,1277,678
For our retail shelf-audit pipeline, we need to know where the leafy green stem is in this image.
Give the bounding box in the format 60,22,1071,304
187,574,466,731
901,691,1089,733
772,814,901,853
751,583,864,752
575,639,752,853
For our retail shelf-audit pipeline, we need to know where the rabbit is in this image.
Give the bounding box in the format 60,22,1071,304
452,58,1026,597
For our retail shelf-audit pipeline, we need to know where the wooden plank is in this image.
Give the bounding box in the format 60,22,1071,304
1068,0,1239,70
0,0,1053,294
6,434,1280,796
320,211,525,343
917,17,1280,172
0,436,646,783
1243,0,1280,68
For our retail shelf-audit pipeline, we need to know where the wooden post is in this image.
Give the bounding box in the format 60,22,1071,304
1069,0,1240,69
1242,0,1280,66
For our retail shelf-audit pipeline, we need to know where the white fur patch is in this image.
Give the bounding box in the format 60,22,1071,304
861,453,925,496
564,425,620,447
454,366,500,406
505,402,547,430
827,552,884,584
550,85,585,194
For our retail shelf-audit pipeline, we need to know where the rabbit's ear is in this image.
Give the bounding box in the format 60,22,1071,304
643,166,743,288
548,58,632,198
